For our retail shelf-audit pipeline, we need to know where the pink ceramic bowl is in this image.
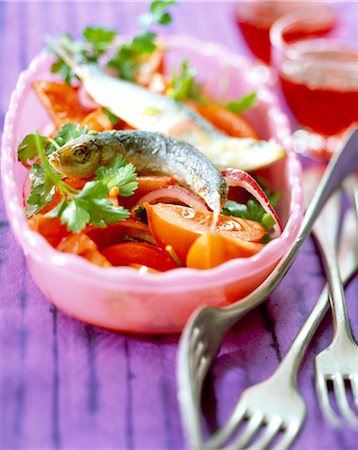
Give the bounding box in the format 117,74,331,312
1,35,303,334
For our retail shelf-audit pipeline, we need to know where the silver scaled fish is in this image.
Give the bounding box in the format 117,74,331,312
48,130,228,215
47,37,285,171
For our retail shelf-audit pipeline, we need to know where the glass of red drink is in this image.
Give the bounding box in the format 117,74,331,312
270,6,358,159
235,1,336,65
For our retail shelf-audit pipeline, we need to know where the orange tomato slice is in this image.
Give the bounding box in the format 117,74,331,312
135,47,165,86
27,215,70,248
145,203,266,262
120,176,177,209
85,218,155,250
80,108,113,131
186,233,264,269
57,233,111,267
32,81,90,127
192,103,259,139
102,242,179,271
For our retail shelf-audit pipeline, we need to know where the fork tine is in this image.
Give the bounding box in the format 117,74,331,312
273,422,301,450
193,339,207,371
350,375,358,410
245,416,282,450
227,412,264,450
332,374,358,428
315,371,342,428
196,354,210,387
207,405,247,449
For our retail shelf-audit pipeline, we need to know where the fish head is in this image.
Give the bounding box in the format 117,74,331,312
48,134,101,178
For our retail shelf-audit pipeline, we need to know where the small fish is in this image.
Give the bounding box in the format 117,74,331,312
48,130,228,214
47,37,285,171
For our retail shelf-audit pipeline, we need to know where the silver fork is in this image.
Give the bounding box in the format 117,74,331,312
177,128,358,450
312,177,358,429
205,196,358,450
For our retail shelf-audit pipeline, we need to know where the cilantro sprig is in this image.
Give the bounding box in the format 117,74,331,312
222,183,280,240
19,128,138,233
226,92,257,115
50,1,177,84
50,27,117,85
166,60,257,115
222,199,276,232
167,59,205,102
18,123,89,165
107,0,177,81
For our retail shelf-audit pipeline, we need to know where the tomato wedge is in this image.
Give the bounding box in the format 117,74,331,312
85,219,154,250
145,203,266,262
186,233,264,269
192,103,259,139
57,233,111,267
80,108,113,131
135,48,165,86
28,215,70,247
102,242,179,271
120,176,177,209
32,81,90,127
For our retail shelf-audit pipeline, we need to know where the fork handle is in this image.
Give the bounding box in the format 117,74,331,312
275,241,358,384
314,233,356,347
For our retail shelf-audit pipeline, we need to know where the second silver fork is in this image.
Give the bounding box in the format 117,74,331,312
205,184,358,450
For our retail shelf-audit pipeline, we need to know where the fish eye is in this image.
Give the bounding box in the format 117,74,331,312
73,146,91,163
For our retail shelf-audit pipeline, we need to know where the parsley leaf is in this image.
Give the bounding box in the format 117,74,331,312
50,27,117,84
26,163,56,216
60,181,129,231
95,155,138,196
168,59,205,102
20,131,138,233
226,92,257,115
18,134,51,165
49,2,176,84
82,26,117,60
139,0,176,28
103,109,120,125
107,1,176,81
107,32,157,81
49,33,83,85
54,123,88,149
18,124,89,165
222,197,277,232
50,58,76,86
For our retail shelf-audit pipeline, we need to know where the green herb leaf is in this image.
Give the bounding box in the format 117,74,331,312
54,123,88,148
108,0,176,81
222,198,277,232
26,163,56,216
103,108,120,125
226,92,257,115
60,198,90,233
168,59,205,102
49,28,117,84
18,134,50,165
107,32,157,81
133,205,148,223
139,0,176,28
82,26,117,59
49,34,81,85
22,130,138,232
50,59,76,85
95,155,138,196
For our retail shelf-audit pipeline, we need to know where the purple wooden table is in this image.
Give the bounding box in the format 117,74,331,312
1,1,357,449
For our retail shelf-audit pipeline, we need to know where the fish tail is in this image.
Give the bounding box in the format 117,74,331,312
46,35,88,78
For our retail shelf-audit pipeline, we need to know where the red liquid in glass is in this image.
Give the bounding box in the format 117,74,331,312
279,43,358,136
236,1,336,64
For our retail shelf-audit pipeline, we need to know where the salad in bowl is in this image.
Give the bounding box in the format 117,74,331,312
1,1,302,333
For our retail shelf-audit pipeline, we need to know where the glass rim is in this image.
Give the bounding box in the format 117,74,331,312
270,6,358,70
